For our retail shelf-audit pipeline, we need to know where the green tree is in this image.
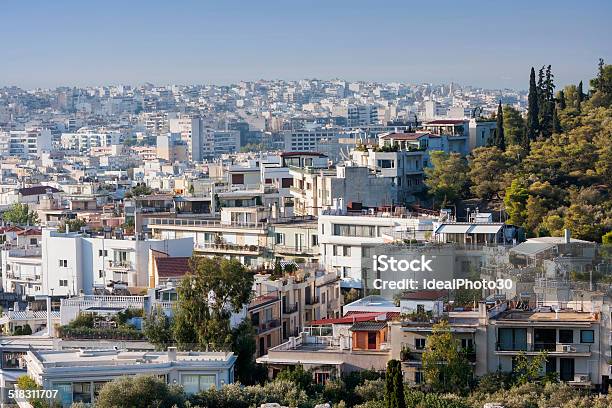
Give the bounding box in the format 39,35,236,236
526,67,539,149
424,151,469,206
385,359,405,408
231,318,260,385
512,351,547,385
468,146,515,200
129,183,152,197
421,321,472,393
172,257,253,351
3,203,39,225
142,306,172,350
95,375,185,408
494,101,506,150
58,218,87,233
503,179,529,226
502,105,526,146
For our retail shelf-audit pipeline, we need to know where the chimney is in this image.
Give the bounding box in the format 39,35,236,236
564,228,571,244
167,346,177,362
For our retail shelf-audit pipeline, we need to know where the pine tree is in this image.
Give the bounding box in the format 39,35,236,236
526,67,539,150
495,100,506,150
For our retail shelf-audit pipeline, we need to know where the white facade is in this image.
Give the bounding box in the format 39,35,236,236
25,349,236,405
318,212,434,288
41,229,193,296
1,129,52,157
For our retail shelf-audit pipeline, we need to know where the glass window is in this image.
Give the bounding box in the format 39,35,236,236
181,374,216,394
53,383,73,406
415,338,426,350
580,330,594,343
73,382,91,403
559,329,573,344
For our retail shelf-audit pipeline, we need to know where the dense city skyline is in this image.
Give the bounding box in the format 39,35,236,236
1,0,610,89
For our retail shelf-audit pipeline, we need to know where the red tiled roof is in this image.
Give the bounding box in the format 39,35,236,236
155,257,191,278
309,311,399,326
16,228,42,236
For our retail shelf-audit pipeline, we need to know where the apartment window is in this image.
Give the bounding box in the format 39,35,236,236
181,374,216,394
342,246,351,256
98,250,108,257
415,371,424,384
311,235,318,246
73,382,91,403
415,338,426,350
281,178,293,188
275,233,285,245
559,329,574,344
231,174,244,184
98,270,104,279
332,245,338,256
333,224,376,238
498,328,527,351
59,259,68,267
59,280,68,287
461,338,474,350
580,330,594,343
29,238,37,245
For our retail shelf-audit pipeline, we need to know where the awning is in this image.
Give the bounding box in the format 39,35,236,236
467,225,503,234
436,224,471,234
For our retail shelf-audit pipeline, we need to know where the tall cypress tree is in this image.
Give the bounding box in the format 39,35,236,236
526,67,539,150
558,89,566,110
385,359,406,408
495,100,506,150
539,65,555,138
576,80,584,112
552,106,562,133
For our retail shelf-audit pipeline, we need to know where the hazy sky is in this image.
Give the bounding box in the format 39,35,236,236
1,0,611,90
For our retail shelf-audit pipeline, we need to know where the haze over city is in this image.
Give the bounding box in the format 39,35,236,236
2,0,611,89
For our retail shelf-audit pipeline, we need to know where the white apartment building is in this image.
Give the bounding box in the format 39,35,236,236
205,129,240,156
282,127,341,153
168,115,202,161
1,246,43,296
318,210,434,288
60,129,122,154
0,129,52,158
25,348,236,406
41,228,193,296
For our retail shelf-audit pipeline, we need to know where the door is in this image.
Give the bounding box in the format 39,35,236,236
559,358,574,382
259,337,265,357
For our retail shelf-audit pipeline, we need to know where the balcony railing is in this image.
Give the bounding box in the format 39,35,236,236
496,342,592,353
255,319,280,334
148,217,265,229
283,303,299,314
108,260,134,270
305,296,320,306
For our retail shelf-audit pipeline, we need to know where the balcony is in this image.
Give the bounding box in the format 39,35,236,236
194,243,264,255
255,319,281,334
107,260,134,270
495,342,592,355
274,244,316,256
283,302,299,315
305,296,320,306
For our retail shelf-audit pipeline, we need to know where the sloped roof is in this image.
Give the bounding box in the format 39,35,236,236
155,257,191,278
349,321,388,332
18,186,60,196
